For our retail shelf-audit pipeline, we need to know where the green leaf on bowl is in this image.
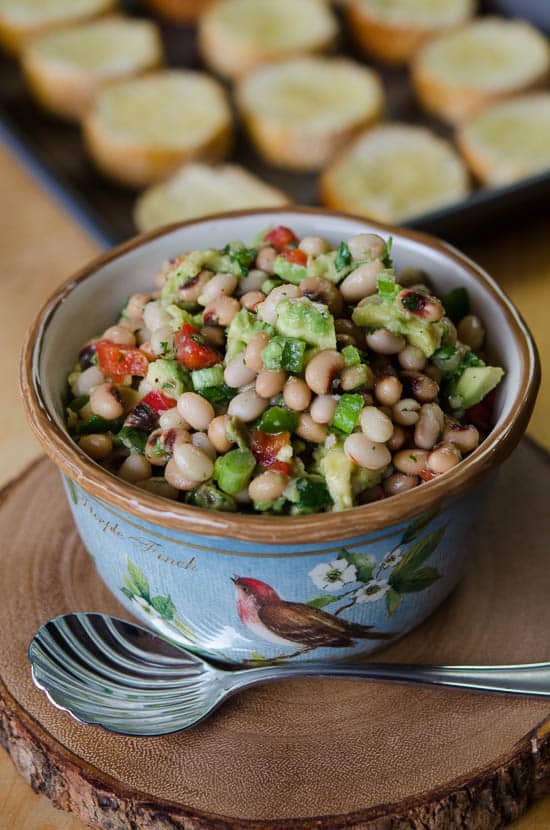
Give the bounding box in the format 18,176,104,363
150,594,177,621
390,566,441,594
400,509,440,544
385,587,401,616
306,595,343,609
126,559,150,601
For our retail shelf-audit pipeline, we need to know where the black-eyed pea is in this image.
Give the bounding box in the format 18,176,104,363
383,472,419,495
427,443,462,474
299,277,343,316
398,344,426,371
228,389,269,421
208,415,233,454
73,365,104,396
392,398,421,426
366,328,405,355
344,434,391,470
159,408,189,431
177,392,215,431
401,371,439,402
347,233,386,261
310,394,338,424
79,433,112,460
125,292,150,320
392,448,429,475
340,365,369,391
440,316,458,345
374,374,402,407
340,260,385,302
191,432,217,461
203,294,240,326
238,269,266,295
256,246,277,274
424,364,443,383
387,425,407,451
177,270,211,304
442,423,480,453
256,369,287,399
164,458,199,491
414,403,445,450
119,454,152,483
283,377,312,411
298,235,331,257
257,283,300,325
145,427,190,465
245,331,270,373
296,413,327,443
359,406,394,443
457,315,485,350
396,289,444,322
173,443,214,482
305,350,345,395
240,291,265,311
201,325,225,348
197,273,237,306
224,353,257,388
90,383,124,420
249,470,287,503
102,325,136,346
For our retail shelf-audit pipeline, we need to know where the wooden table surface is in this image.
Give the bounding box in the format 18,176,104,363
0,141,548,829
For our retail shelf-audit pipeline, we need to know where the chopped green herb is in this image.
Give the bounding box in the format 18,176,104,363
116,426,148,454
75,414,123,435
197,383,236,406
292,476,332,514
382,236,393,268
67,395,89,413
335,241,352,271
443,287,470,324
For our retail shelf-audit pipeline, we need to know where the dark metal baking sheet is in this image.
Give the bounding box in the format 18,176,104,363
1,3,549,249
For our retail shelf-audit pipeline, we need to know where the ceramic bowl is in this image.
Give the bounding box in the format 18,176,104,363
21,209,539,665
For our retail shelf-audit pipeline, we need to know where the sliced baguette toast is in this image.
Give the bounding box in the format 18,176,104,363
199,0,338,81
346,0,475,66
0,0,115,55
413,17,550,125
145,0,212,23
236,56,384,172
321,123,469,223
22,17,164,122
457,93,550,185
134,162,290,232
83,70,232,188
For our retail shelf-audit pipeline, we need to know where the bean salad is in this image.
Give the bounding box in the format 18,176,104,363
66,226,504,514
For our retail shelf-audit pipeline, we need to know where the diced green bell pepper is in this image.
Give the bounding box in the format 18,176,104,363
261,336,306,373
214,448,256,495
331,394,364,434
258,406,299,434
191,364,225,391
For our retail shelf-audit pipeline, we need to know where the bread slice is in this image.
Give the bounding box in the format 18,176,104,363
199,0,338,80
0,0,116,55
321,123,469,223
134,162,290,232
83,70,232,188
236,56,384,172
413,17,550,125
145,0,212,23
22,17,164,122
346,0,475,66
457,92,550,186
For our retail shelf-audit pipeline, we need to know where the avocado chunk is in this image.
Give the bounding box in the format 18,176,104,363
307,250,353,284
449,366,504,410
273,256,307,284
146,359,189,398
320,446,353,511
352,297,444,357
225,308,273,364
275,297,336,350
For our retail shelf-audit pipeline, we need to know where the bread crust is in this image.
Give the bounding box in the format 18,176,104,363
413,58,549,125
21,22,164,122
0,0,116,55
145,0,212,23
198,0,337,80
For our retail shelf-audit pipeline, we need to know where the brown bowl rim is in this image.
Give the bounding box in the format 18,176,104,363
20,207,540,545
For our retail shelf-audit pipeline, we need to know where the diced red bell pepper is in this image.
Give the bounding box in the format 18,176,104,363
465,389,495,434
250,430,291,475
96,340,149,382
280,248,307,266
419,469,437,482
263,225,298,253
140,390,177,413
175,324,222,371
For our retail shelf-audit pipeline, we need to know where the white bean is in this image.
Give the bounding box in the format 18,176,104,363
245,331,270,373
256,369,286,399
374,375,402,406
119,454,152,483
150,325,174,356
457,315,485,350
164,458,199,491
177,392,215,431
74,365,104,396
238,269,266,295
283,377,312,411
248,471,287,503
340,260,385,302
347,233,386,261
305,350,344,395
79,433,112,460
102,325,136,346
173,443,213,482
310,395,338,424
228,389,268,422
344,434,391,470
256,246,277,274
191,432,217,461
224,353,257,388
366,329,405,355
159,408,189,430
208,415,233,453
383,473,419,495
298,236,330,257
359,406,394,443
427,443,462,474
414,403,444,450
90,383,124,420
203,295,240,326
393,449,429,475
296,413,327,443
392,398,421,426
257,283,300,325
398,345,426,371
198,273,237,306
143,300,170,333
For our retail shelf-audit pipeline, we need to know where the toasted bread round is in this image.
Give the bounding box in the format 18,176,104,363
83,70,232,188
346,0,476,65
22,17,164,122
134,162,290,232
413,17,550,125
145,0,212,23
199,0,338,80
0,0,115,55
457,92,550,186
236,56,384,172
321,123,469,224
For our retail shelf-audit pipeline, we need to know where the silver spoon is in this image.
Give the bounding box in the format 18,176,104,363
29,613,550,737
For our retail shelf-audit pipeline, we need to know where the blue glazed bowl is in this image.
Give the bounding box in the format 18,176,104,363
22,209,539,665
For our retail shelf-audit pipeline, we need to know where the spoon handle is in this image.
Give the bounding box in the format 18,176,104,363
232,662,550,697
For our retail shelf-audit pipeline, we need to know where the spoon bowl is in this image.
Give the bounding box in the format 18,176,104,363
29,613,550,737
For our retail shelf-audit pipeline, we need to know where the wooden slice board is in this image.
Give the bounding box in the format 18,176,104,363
1,444,549,829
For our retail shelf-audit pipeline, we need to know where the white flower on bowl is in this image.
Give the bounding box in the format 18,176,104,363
381,546,406,569
309,559,357,591
356,579,390,603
